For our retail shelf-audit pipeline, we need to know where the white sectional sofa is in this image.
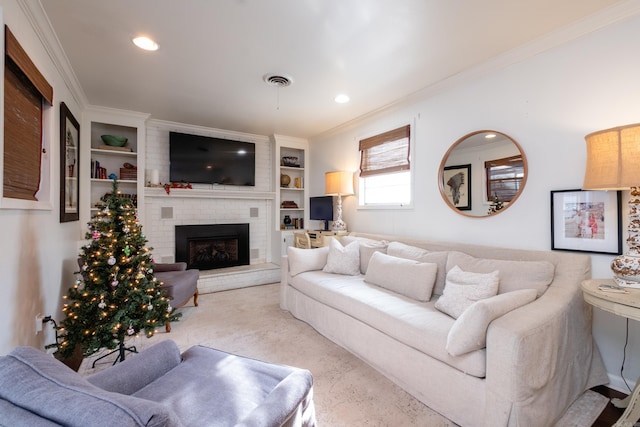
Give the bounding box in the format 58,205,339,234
279,232,608,427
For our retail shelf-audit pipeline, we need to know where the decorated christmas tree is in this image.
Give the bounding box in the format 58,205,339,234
54,180,180,362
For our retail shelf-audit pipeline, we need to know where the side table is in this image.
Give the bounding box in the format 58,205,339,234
581,279,640,427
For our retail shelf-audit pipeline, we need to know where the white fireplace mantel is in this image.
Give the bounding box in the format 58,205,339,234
144,187,275,200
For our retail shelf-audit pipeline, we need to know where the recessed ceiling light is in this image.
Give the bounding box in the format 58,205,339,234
132,36,158,51
335,94,350,104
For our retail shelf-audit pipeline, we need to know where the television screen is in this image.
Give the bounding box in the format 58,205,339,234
310,196,334,230
170,131,255,186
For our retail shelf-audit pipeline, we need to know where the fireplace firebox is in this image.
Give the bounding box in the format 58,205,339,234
175,224,249,270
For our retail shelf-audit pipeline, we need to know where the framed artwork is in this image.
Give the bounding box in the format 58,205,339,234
59,102,80,222
550,189,622,254
443,164,471,210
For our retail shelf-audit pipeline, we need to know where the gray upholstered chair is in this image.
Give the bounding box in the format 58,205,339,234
154,262,199,332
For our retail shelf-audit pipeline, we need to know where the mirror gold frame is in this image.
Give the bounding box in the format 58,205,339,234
438,130,527,218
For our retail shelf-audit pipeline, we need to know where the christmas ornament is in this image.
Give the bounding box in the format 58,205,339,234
111,279,119,288
92,231,100,239
127,324,135,335
98,298,106,309
167,305,173,313
108,256,116,265
147,297,153,311
124,245,131,256
123,226,130,233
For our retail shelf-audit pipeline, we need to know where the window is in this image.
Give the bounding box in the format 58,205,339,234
485,155,524,203
358,124,411,207
2,25,53,208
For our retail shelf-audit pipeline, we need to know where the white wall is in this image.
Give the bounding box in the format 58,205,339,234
0,1,85,354
309,13,640,392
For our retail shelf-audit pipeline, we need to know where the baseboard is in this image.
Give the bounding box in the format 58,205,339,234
606,372,636,394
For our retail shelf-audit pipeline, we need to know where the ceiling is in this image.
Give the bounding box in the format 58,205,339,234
40,0,625,139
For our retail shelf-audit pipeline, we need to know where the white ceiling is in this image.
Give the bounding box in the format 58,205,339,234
40,0,626,139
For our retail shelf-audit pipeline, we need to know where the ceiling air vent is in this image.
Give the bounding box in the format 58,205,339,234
263,73,293,87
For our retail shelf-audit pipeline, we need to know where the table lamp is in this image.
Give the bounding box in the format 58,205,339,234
583,123,640,287
325,171,354,231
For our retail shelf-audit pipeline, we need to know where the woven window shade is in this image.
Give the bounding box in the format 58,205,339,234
3,26,52,201
359,125,410,177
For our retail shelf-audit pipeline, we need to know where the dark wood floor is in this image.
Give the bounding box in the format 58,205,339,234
591,385,629,426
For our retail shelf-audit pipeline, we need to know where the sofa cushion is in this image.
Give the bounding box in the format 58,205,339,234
365,252,437,301
435,266,500,319
386,241,449,295
0,346,181,427
446,289,538,356
447,251,554,297
287,245,330,276
290,271,487,377
341,236,389,274
322,239,360,275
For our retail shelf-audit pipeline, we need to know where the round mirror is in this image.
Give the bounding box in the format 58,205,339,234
438,130,527,217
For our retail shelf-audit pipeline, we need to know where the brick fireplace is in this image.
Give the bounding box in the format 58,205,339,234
175,223,250,270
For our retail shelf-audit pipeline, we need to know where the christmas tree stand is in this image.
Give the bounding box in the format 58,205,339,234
92,342,138,368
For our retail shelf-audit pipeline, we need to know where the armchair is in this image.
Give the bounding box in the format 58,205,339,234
154,262,199,332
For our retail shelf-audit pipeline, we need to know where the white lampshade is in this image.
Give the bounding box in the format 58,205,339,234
325,171,354,196
583,123,640,190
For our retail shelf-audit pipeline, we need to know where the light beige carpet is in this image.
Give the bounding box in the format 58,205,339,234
80,283,606,427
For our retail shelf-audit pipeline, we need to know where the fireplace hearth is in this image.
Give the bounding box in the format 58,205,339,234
175,224,249,270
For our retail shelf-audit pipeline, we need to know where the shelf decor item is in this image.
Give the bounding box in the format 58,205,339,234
101,134,128,147
280,174,291,187
281,156,299,167
59,102,80,223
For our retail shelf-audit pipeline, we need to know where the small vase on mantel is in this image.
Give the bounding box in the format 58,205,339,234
612,187,640,288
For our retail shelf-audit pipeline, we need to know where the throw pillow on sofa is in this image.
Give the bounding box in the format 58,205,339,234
446,251,554,297
387,241,449,295
364,252,438,301
323,239,361,275
435,265,500,319
287,246,330,276
446,289,538,356
341,236,389,274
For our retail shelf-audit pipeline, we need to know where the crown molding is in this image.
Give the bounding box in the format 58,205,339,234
312,0,640,141
18,0,88,109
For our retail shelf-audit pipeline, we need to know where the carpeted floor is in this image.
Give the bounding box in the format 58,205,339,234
80,283,606,426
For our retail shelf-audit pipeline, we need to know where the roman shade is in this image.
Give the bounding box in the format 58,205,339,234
359,125,410,177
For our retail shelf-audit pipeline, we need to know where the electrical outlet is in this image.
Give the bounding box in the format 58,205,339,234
35,314,44,334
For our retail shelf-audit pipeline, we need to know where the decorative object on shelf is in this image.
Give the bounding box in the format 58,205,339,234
59,102,80,223
325,171,354,231
120,162,137,181
101,134,128,147
487,194,504,215
551,189,621,255
281,200,298,208
283,215,292,226
280,174,291,187
163,182,193,195
583,123,640,287
281,156,299,167
148,169,160,186
48,179,180,364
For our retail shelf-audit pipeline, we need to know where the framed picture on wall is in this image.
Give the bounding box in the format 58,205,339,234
442,164,471,210
59,102,80,222
550,189,622,254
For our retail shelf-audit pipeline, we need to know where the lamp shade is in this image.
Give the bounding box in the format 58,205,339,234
583,123,640,190
325,171,354,196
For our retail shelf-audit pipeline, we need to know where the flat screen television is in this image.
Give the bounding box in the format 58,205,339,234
310,196,334,231
170,131,255,186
